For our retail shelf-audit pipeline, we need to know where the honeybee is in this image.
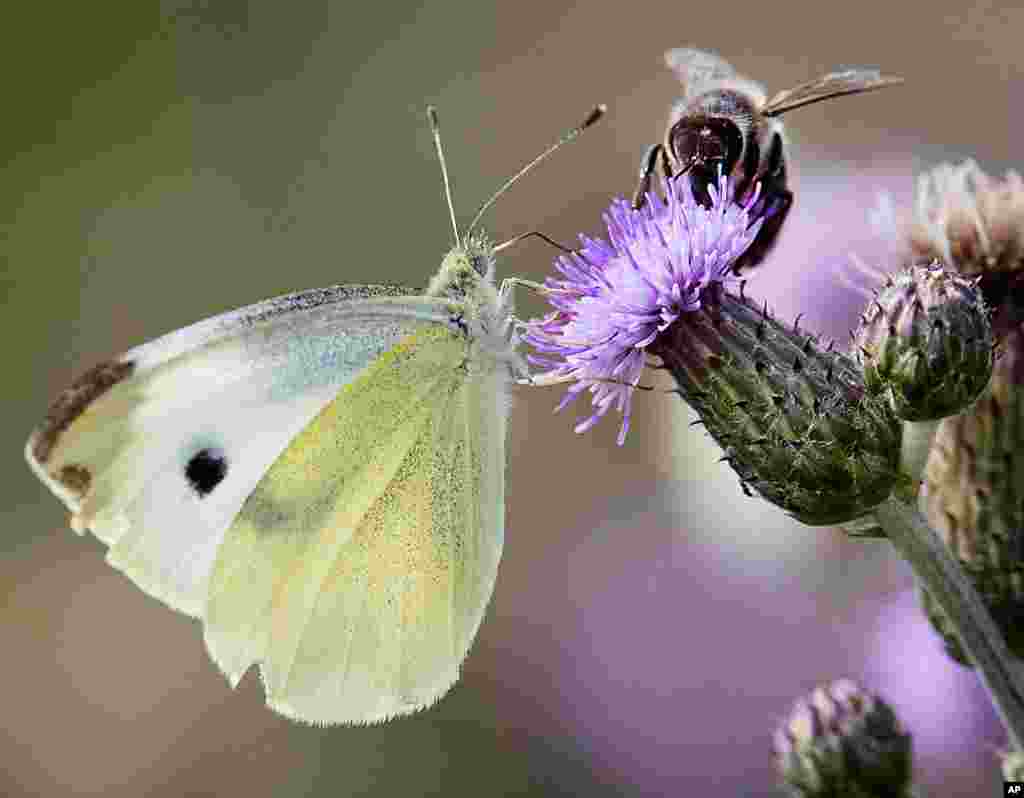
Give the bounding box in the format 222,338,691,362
634,48,902,271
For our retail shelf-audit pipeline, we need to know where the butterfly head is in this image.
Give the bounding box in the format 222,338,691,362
427,232,496,302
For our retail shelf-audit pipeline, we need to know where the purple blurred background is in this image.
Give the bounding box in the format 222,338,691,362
4,1,1022,795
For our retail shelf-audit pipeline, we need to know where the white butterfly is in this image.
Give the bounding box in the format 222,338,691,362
24,104,604,725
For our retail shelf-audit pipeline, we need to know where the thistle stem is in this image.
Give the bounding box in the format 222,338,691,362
899,419,940,485
872,495,1024,751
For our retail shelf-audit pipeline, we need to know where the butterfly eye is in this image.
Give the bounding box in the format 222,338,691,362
185,447,228,497
470,254,489,277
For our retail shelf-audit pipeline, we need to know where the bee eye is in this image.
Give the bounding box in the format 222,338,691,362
669,118,744,176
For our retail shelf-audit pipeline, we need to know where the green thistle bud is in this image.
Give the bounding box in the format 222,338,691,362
919,317,1024,664
773,679,913,798
855,263,993,422
650,286,904,526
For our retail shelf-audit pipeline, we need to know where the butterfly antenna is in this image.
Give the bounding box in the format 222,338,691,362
427,106,461,247
466,104,607,238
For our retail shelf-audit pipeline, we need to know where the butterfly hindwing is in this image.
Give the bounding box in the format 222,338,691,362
204,324,508,723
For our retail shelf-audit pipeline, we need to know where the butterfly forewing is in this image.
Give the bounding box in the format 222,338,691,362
25,285,450,617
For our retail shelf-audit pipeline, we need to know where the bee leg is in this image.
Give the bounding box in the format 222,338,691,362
660,146,674,179
733,133,792,272
632,143,664,209
733,188,793,273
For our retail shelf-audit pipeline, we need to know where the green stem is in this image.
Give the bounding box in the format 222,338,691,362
899,419,940,485
872,496,1024,751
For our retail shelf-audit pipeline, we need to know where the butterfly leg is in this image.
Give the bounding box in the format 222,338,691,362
493,230,575,255
498,277,569,350
492,237,577,352
497,277,554,302
485,278,536,385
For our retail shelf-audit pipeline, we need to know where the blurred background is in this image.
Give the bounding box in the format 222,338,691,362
2,1,1021,795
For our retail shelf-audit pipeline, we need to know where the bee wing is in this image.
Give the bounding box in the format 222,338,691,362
762,70,903,117
664,48,743,100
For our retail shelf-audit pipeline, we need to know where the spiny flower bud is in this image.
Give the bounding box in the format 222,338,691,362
526,175,903,525
773,679,913,798
653,289,903,526
854,262,993,421
919,317,1024,664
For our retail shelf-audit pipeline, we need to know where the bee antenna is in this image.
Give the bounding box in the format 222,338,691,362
427,106,460,247
466,104,606,238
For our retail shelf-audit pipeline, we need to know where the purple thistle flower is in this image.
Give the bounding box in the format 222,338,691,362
528,173,904,526
526,174,765,444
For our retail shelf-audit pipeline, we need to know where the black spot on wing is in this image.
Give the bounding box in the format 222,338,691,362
31,360,135,465
186,448,229,497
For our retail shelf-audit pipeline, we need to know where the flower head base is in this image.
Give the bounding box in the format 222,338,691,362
654,290,903,525
896,161,1024,318
773,679,913,798
525,173,764,444
910,161,1024,278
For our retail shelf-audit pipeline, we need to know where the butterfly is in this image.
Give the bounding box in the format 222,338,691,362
24,104,604,725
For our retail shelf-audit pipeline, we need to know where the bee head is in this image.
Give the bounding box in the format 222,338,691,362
667,116,744,206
